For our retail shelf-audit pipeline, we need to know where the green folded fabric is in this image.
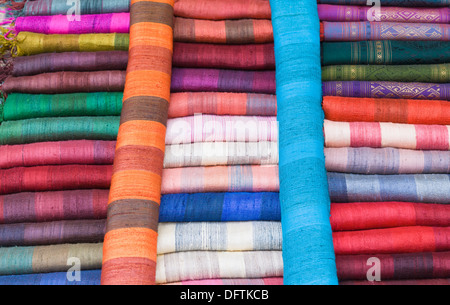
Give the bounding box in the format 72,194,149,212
0,116,120,145
1,92,123,122
322,41,450,66
322,64,450,83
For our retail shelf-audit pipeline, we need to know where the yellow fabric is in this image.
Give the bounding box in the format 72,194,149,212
8,32,129,56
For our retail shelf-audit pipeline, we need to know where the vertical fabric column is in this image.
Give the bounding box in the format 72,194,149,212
101,0,174,285
270,0,338,284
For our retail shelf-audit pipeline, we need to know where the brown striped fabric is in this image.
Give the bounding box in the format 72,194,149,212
101,0,174,285
174,17,273,44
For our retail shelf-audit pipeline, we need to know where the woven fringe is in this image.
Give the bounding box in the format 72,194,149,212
0,54,13,84
6,1,26,13
0,27,17,56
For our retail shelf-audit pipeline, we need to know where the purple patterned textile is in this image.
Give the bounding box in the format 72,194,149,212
171,68,276,94
322,22,450,41
323,81,450,100
318,5,449,23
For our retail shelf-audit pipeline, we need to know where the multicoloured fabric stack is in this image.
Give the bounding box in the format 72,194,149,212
0,0,448,286
155,0,283,285
318,0,450,285
0,0,132,285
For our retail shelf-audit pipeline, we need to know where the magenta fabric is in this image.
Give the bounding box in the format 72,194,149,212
15,13,130,34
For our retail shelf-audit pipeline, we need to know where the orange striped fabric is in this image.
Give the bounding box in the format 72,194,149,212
101,0,174,285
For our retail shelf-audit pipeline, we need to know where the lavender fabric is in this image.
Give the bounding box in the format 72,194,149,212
171,68,276,94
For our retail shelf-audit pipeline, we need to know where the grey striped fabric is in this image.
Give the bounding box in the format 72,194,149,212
157,222,282,254
156,251,283,284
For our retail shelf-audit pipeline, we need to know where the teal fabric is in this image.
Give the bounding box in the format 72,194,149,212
0,247,34,275
270,0,338,285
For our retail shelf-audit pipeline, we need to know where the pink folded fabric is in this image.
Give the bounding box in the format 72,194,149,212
324,120,450,151
161,165,279,194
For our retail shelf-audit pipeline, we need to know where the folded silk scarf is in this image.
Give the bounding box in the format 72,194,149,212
0,219,106,247
0,189,109,224
322,22,450,42
322,64,450,83
328,172,450,204
174,0,272,20
0,140,116,169
0,116,120,145
322,41,450,66
318,4,450,23
0,243,103,275
161,165,279,194
173,43,275,70
168,92,277,118
159,192,281,223
336,252,450,281
324,120,450,151
11,51,129,76
15,13,130,34
333,226,450,255
1,71,126,94
156,251,284,284
10,32,129,56
322,96,450,125
322,81,450,100
171,68,276,94
331,202,450,231
1,93,123,122
164,142,278,168
0,165,112,195
23,0,130,16
157,222,282,254
325,147,450,174
174,17,273,44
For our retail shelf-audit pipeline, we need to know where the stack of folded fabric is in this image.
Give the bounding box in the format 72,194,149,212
318,0,450,285
0,0,131,285
155,0,283,285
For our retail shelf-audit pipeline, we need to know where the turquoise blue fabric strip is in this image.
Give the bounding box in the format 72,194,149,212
270,0,338,285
